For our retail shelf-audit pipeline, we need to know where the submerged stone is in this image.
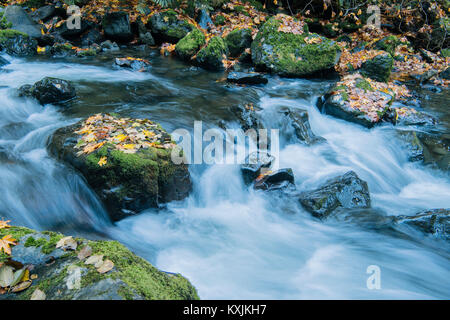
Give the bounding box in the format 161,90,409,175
18,77,76,105
226,72,268,85
394,209,449,240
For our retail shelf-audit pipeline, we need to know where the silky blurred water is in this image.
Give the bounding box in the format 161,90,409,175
0,52,449,299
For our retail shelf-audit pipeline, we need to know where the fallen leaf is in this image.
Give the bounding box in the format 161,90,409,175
55,236,77,251
97,157,107,167
11,280,32,293
96,259,114,274
0,265,14,288
30,288,46,300
85,254,104,267
0,235,17,255
77,245,92,260
10,268,26,287
0,220,11,229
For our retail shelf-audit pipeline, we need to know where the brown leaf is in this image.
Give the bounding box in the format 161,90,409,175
77,245,92,260
96,259,114,274
11,280,32,293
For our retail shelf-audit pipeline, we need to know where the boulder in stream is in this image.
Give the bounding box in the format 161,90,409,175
394,209,449,240
299,171,371,219
19,77,76,105
3,5,42,39
149,10,193,43
254,168,295,191
241,151,275,185
0,29,37,56
251,15,341,77
224,27,252,58
175,28,205,61
226,72,268,85
195,36,228,71
115,57,151,71
48,113,192,222
0,226,199,300
360,52,394,83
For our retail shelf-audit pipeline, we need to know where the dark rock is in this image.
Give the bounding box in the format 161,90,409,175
0,29,38,56
440,67,450,80
17,84,32,97
149,10,193,43
224,27,252,57
114,57,150,71
230,103,264,132
254,168,295,191
396,130,425,162
394,108,437,127
394,209,449,240
49,42,77,57
53,17,91,39
102,11,133,42
31,5,59,23
21,77,76,105
360,53,394,82
415,18,450,52
226,72,268,85
48,115,192,221
100,40,120,52
0,56,9,67
374,35,400,56
411,69,439,84
195,36,228,71
3,5,42,39
136,19,155,45
299,171,371,219
81,28,103,47
197,9,213,30
251,15,341,77
241,151,275,185
276,106,325,145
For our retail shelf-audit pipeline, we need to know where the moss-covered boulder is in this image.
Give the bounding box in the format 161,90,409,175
360,52,394,82
374,35,401,57
48,114,192,222
195,36,228,71
0,226,199,300
251,15,341,77
0,29,37,56
175,28,205,61
149,10,193,43
224,28,252,58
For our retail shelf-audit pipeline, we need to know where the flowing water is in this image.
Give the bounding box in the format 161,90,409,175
0,50,449,299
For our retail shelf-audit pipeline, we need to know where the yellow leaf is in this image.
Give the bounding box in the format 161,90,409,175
98,157,107,167
114,134,127,142
0,220,11,230
123,144,135,149
0,235,17,256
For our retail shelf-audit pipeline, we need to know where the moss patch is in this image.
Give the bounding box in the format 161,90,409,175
175,28,206,61
195,36,228,70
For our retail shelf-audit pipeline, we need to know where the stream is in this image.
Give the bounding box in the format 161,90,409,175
0,49,449,299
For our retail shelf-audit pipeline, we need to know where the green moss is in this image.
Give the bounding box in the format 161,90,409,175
374,35,400,56
441,48,450,58
0,29,29,42
77,48,97,57
214,15,226,26
175,28,206,60
196,36,228,70
355,78,374,92
88,240,199,300
0,13,12,30
225,28,252,57
251,17,341,77
23,232,64,254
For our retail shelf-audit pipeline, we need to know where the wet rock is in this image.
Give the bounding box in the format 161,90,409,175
149,10,193,43
19,77,76,105
224,28,252,58
396,130,425,162
251,15,341,77
360,52,393,83
49,42,77,57
31,5,60,23
299,171,371,219
227,72,268,85
0,56,9,67
102,11,133,42
411,69,439,84
48,114,192,221
100,40,120,52
241,151,275,185
0,226,199,300
175,28,205,61
81,28,103,47
230,103,264,132
394,109,437,127
114,57,150,71
276,106,325,145
195,36,228,71
139,31,155,46
394,209,449,240
197,9,213,30
0,29,37,56
439,67,450,80
416,132,450,171
254,168,295,191
3,5,42,39
53,18,91,40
